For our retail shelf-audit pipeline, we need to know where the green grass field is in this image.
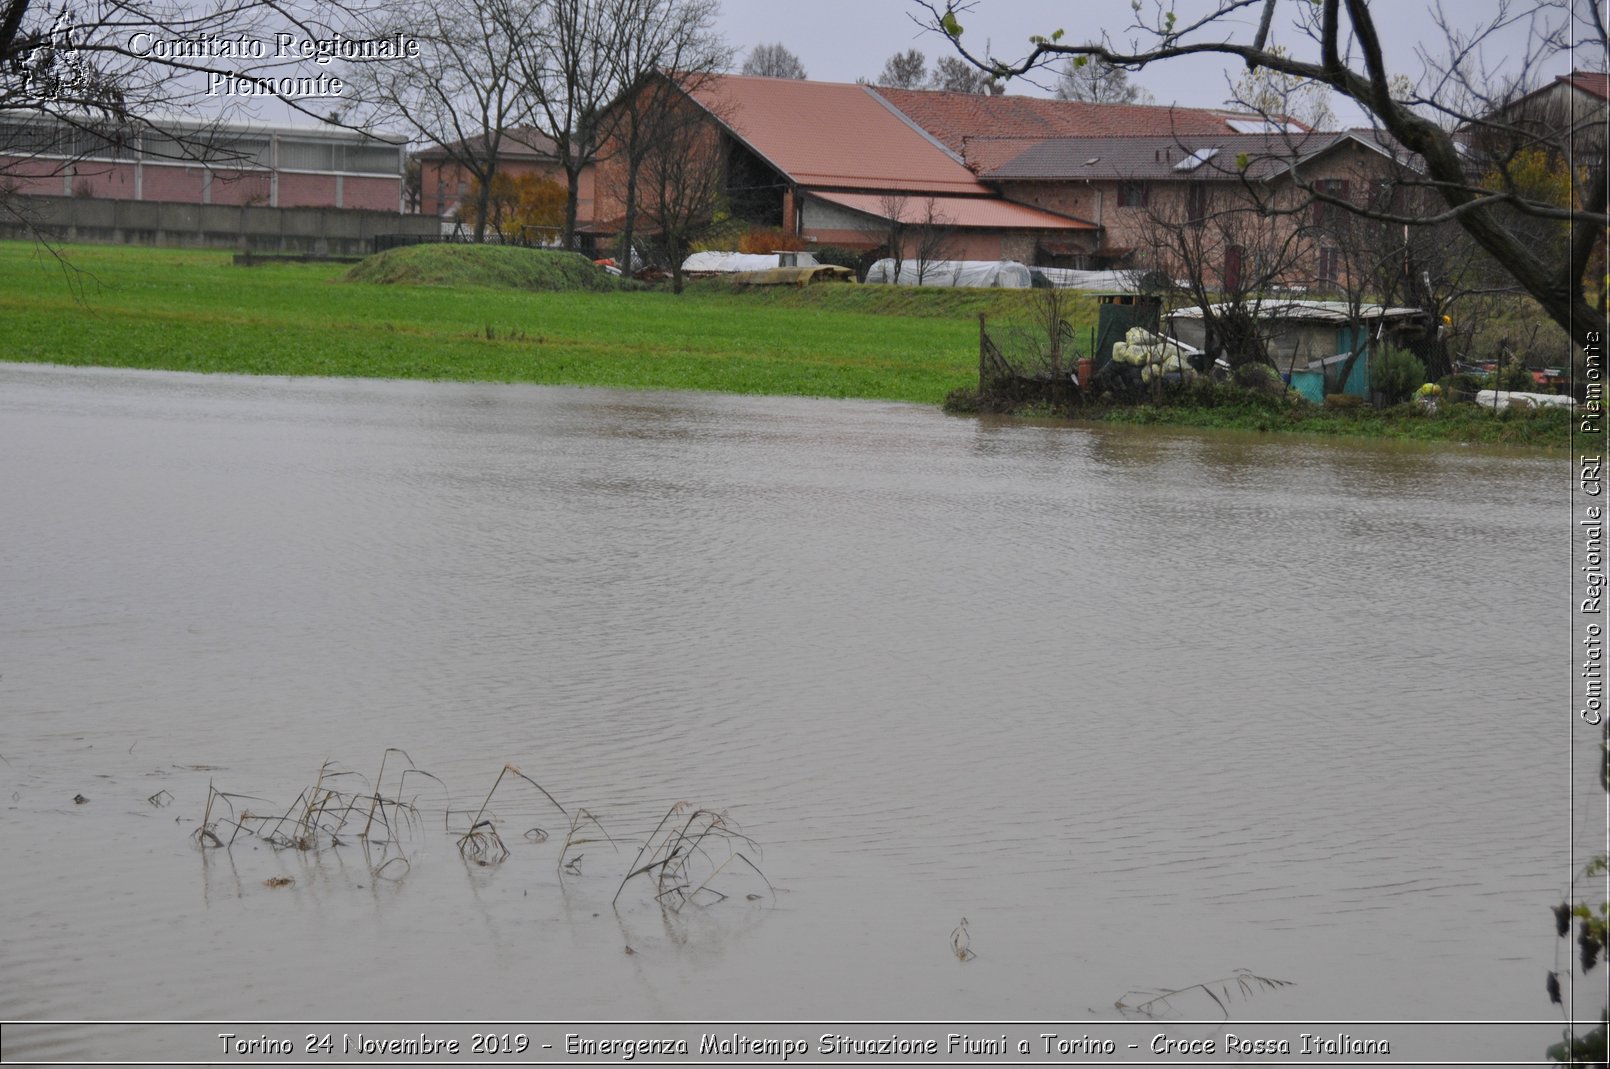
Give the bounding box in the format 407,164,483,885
0,241,1573,449
0,241,1023,403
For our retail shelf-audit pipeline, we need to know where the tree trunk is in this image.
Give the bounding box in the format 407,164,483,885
472,174,492,244
562,163,581,251
619,167,639,271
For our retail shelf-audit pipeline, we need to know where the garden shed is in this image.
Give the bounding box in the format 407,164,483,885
1165,301,1425,399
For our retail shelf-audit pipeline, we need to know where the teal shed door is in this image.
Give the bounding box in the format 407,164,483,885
1333,327,1371,396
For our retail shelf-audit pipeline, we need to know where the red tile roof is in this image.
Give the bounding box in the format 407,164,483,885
806,189,1094,231
1562,70,1610,101
685,73,989,195
869,87,1287,168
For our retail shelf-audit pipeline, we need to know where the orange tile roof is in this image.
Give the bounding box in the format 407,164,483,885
685,73,990,195
870,87,1290,168
807,189,1094,231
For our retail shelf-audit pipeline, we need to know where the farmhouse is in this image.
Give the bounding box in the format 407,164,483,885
589,73,1419,292
979,128,1412,277
591,73,1098,263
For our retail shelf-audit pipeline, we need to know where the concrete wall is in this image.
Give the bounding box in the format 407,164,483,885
0,194,439,255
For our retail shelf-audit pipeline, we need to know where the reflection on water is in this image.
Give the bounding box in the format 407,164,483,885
0,364,1580,1060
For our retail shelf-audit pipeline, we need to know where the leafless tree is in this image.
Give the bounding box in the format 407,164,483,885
1,0,367,236
1135,178,1319,372
918,0,1609,348
911,196,957,283
512,0,623,249
740,42,805,79
2,0,366,120
637,82,727,292
872,193,957,283
877,48,927,89
1310,168,1516,382
343,0,538,242
1054,56,1153,104
600,0,729,269
878,191,911,282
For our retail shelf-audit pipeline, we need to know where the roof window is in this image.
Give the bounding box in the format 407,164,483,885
1173,147,1221,171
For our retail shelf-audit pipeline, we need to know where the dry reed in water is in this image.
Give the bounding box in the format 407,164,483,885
1116,970,1294,1020
191,753,772,915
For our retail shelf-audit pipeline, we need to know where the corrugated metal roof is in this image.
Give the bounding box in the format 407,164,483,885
1167,301,1422,322
806,189,1094,231
870,87,1290,161
685,74,990,195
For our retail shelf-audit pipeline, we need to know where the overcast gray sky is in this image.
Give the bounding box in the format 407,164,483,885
717,0,1594,125
162,0,1597,131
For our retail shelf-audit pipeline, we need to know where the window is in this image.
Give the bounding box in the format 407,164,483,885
1311,178,1351,225
1317,246,1341,284
1172,147,1220,172
1117,181,1148,208
1186,182,1209,225
1223,244,1245,293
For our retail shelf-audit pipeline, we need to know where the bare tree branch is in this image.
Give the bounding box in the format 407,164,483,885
915,0,1608,347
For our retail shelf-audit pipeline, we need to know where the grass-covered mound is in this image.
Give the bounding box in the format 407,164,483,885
345,243,625,292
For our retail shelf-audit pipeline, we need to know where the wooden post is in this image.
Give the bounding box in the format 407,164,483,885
978,313,988,390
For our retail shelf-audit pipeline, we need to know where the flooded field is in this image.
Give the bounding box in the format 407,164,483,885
0,363,1591,1063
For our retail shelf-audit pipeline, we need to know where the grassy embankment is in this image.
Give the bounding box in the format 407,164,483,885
0,241,1574,448
0,241,1028,403
1054,386,1574,448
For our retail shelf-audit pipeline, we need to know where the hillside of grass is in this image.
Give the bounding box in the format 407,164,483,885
344,243,629,292
0,242,981,402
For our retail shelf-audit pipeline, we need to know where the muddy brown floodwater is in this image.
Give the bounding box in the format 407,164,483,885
0,364,1591,1064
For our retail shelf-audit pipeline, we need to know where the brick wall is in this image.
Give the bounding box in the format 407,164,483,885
2,155,401,211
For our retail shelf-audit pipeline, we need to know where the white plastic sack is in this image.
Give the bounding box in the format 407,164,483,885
1475,389,1575,410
